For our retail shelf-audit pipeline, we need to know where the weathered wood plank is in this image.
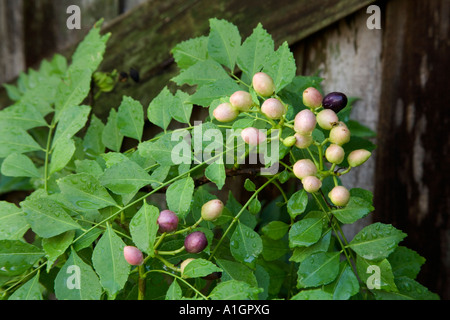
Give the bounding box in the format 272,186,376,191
374,0,450,299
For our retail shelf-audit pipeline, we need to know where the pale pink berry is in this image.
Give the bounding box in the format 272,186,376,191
123,246,144,266
201,199,224,221
302,176,322,193
157,210,179,233
328,186,350,207
241,127,267,146
261,98,286,119
348,149,371,167
325,144,345,164
317,109,339,130
294,133,313,149
252,72,275,97
230,91,253,112
329,124,351,145
302,87,323,109
294,109,317,135
213,102,239,122
293,159,317,180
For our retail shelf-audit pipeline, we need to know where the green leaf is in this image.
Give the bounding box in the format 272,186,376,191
82,115,105,156
99,158,152,195
244,179,256,192
326,262,359,300
207,18,241,71
139,132,191,166
75,159,103,178
52,105,91,148
209,280,260,300
261,235,289,261
297,251,340,288
0,240,44,276
166,177,194,218
129,202,159,257
102,108,124,152
165,280,182,300
356,256,398,292
287,189,308,219
73,227,103,252
237,23,275,79
171,36,209,69
348,223,407,260
230,222,263,265
290,229,332,263
332,196,374,224
388,246,426,279
0,201,29,240
149,165,171,189
291,288,333,300
248,197,261,214
263,41,296,92
372,277,439,300
92,224,130,298
147,87,173,131
0,103,47,131
57,173,117,210
54,248,103,300
8,272,42,300
49,139,76,175
1,153,40,178
183,258,222,278
205,161,226,190
21,197,81,238
170,90,193,125
289,218,322,248
216,259,258,287
262,221,289,240
186,78,241,107
172,59,229,86
42,230,75,272
0,126,42,158
347,120,376,138
117,96,144,141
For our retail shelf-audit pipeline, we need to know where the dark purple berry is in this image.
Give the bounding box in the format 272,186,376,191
129,67,140,83
322,92,348,113
157,210,179,233
184,231,208,253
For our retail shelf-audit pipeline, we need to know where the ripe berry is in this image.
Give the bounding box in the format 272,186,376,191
325,144,345,164
157,210,179,233
213,102,239,122
302,87,323,109
294,133,313,149
282,136,297,147
252,72,275,97
347,149,371,167
328,186,350,207
302,176,322,193
184,231,208,253
201,199,224,221
230,91,253,112
180,258,195,274
241,127,267,146
316,109,339,130
294,109,317,135
123,246,144,266
329,123,351,146
261,98,286,119
322,92,348,113
293,159,317,180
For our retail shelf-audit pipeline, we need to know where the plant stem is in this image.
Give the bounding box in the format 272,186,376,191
43,122,55,193
138,264,146,300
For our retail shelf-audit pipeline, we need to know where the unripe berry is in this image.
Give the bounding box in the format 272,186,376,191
302,87,323,109
347,149,371,167
325,144,345,164
230,91,253,112
316,109,339,130
261,98,286,119
252,72,275,97
329,124,351,146
328,186,350,207
180,258,195,274
294,109,317,135
157,210,179,233
213,102,239,122
123,246,144,266
294,133,313,149
184,231,208,253
282,136,297,147
293,159,317,180
241,127,267,146
322,92,348,113
302,176,322,193
201,199,224,221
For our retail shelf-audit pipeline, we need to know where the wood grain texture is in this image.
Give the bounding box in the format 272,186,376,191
374,0,450,299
